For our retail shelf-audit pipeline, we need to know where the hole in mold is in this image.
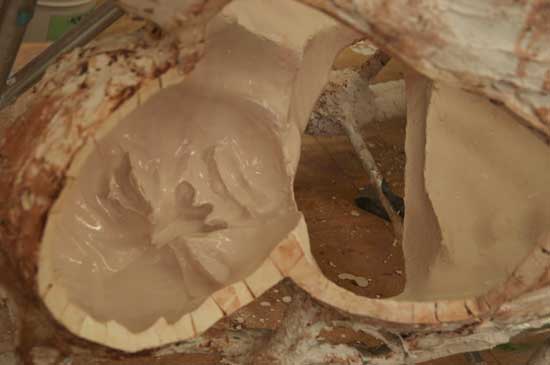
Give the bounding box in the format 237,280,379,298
301,41,550,302
300,43,407,299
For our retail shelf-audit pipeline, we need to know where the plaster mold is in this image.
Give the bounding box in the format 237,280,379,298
1,0,550,357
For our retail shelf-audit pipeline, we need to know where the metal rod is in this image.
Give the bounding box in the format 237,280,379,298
464,352,487,365
0,0,37,92
0,1,124,110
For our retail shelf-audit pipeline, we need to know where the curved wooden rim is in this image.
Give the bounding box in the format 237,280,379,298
284,225,550,326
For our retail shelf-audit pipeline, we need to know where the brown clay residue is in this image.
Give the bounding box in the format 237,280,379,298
535,107,550,125
109,85,137,112
0,97,58,211
18,170,64,278
78,62,88,75
0,26,182,291
515,0,550,77
181,51,201,74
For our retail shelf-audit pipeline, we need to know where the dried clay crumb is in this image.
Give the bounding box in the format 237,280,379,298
338,273,370,288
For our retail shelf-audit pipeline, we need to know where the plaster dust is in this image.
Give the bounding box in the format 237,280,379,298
400,81,550,301
39,0,356,333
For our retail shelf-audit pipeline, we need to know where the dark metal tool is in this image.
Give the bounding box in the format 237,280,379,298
355,180,405,222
